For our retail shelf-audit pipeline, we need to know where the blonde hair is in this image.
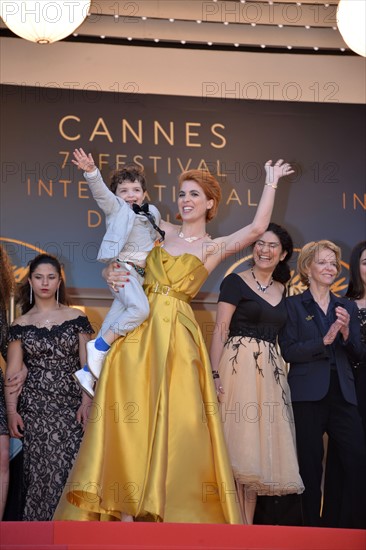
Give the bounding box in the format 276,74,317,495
177,170,222,222
297,240,342,286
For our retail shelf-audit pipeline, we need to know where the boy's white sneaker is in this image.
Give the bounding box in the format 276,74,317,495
74,368,95,398
87,339,108,379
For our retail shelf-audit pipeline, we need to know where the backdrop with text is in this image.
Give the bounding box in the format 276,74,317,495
1,84,364,296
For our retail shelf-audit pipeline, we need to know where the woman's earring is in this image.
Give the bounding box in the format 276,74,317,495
56,287,59,305
29,284,33,304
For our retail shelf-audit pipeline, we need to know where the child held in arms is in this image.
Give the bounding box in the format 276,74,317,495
73,148,164,397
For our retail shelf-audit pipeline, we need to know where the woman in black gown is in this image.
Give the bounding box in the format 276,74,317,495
5,253,93,521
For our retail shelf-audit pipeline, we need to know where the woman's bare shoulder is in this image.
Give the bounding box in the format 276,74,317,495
160,220,180,234
62,306,87,320
11,313,30,327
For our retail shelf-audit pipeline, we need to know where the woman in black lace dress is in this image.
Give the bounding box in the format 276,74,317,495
5,254,93,521
210,223,303,524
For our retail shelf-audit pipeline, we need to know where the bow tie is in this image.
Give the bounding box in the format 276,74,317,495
132,202,165,243
132,203,149,214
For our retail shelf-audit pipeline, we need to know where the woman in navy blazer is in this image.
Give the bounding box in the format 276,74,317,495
279,240,366,528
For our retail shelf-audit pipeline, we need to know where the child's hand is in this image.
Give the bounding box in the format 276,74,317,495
72,148,96,173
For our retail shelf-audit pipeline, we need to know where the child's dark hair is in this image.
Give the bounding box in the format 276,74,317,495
110,163,147,194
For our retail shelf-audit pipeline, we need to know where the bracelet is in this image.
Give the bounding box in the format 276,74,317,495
265,182,278,189
212,370,220,379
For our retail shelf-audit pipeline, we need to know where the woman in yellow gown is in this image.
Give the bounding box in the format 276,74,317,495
54,160,294,523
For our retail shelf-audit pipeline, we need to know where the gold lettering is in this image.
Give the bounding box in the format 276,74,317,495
197,159,210,171
154,185,167,202
99,154,110,170
167,157,172,175
150,156,162,173
226,189,242,205
211,124,226,149
88,210,102,228
59,180,71,198
177,158,192,172
133,155,144,169
186,123,201,147
248,189,258,207
216,160,226,177
154,121,174,145
38,179,53,197
59,151,70,168
90,118,113,142
59,116,80,141
353,193,366,210
79,181,89,199
342,192,346,209
122,120,142,144
27,177,31,195
116,154,127,170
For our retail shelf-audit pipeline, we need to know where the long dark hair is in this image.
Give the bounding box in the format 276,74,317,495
253,222,294,284
0,244,16,310
345,241,366,300
18,253,68,314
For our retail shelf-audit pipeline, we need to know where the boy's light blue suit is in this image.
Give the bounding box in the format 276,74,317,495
85,168,161,337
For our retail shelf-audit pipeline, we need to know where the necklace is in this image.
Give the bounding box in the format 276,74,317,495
251,268,273,293
33,305,60,325
178,229,208,243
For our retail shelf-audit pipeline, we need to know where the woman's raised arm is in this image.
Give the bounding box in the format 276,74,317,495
211,160,294,265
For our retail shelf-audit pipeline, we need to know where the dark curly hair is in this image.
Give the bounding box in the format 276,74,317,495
109,163,147,194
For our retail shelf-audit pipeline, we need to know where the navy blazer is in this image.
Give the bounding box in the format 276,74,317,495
278,289,363,405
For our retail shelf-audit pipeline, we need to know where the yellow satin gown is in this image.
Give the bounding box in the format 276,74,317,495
54,247,242,523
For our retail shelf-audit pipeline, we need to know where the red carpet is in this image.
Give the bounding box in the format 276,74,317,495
1,522,365,550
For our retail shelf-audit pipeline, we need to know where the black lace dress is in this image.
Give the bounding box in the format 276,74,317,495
0,308,9,436
8,315,93,521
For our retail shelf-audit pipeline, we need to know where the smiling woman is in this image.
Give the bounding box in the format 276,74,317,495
278,240,366,528
54,159,294,524
209,222,304,525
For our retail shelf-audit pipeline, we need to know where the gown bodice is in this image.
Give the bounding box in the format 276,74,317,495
144,246,209,299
